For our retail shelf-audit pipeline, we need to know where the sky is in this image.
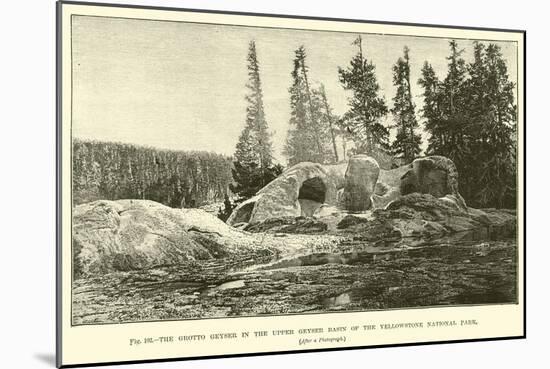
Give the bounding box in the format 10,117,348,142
72,15,517,163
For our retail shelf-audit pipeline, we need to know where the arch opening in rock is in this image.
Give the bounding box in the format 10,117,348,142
298,177,327,217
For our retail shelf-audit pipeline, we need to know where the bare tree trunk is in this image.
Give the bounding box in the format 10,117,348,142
300,57,324,161
319,85,339,162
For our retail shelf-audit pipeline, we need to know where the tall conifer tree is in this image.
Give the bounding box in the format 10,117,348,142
284,46,333,165
474,43,517,207
418,61,443,154
316,83,340,163
390,46,422,163
418,40,517,208
338,35,389,155
231,41,279,200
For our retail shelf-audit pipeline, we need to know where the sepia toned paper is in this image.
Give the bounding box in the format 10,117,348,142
57,1,525,367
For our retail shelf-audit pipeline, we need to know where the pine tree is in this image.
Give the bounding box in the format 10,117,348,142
245,41,273,174
443,41,467,117
316,83,340,162
420,40,468,158
418,61,443,154
234,124,257,168
419,41,471,204
230,127,260,199
231,41,279,200
338,35,389,155
390,46,422,163
418,40,517,208
284,46,333,165
284,47,310,165
442,40,470,170
475,43,517,208
458,41,489,202
465,42,489,127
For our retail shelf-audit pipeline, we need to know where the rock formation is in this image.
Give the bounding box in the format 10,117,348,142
227,162,347,226
228,154,468,227
339,155,380,211
335,192,516,242
72,200,261,278
235,155,516,240
399,155,467,210
73,199,342,278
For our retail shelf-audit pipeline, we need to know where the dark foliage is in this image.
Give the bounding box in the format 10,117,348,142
231,41,283,201
217,194,236,222
338,35,389,155
72,139,233,208
284,46,336,165
418,41,517,208
390,46,422,163
230,162,284,200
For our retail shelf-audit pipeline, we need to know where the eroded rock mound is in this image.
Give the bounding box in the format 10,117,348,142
400,156,466,209
74,199,346,278
227,158,383,226
73,200,261,278
227,155,489,232
339,155,380,211
227,162,345,226
338,193,516,240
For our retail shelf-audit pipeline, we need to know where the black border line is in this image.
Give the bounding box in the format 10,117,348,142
60,0,525,34
56,1,527,367
522,29,527,340
69,12,74,328
56,1,63,367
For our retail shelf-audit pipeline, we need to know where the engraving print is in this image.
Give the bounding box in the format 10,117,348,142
70,15,519,325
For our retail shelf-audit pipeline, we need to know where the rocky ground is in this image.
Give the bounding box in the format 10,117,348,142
72,237,516,324
72,194,518,325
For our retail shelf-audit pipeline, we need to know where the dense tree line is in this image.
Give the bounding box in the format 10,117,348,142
418,41,517,208
73,139,233,208
279,37,516,208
